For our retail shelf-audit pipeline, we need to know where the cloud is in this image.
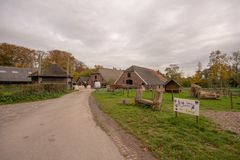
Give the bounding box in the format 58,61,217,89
0,0,240,75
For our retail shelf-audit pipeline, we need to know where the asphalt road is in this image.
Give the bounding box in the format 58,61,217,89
0,89,124,160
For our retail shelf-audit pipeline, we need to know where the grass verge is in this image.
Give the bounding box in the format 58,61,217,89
93,89,240,160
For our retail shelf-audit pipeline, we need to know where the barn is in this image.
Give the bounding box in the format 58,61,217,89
0,66,35,84
88,68,123,88
164,79,182,93
114,65,167,89
30,63,72,84
76,76,89,86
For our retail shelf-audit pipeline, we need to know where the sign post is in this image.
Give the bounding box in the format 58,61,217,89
174,98,200,123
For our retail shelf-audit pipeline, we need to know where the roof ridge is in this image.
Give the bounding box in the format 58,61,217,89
131,65,155,72
0,66,32,69
99,67,121,70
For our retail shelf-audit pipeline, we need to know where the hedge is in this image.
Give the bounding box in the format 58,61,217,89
0,84,68,104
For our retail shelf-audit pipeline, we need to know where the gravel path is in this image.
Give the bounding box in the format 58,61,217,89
0,89,124,160
202,110,240,134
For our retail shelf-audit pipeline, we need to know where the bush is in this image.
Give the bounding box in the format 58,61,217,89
43,84,66,93
0,83,68,104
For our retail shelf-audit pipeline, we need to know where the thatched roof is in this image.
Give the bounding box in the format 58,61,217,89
98,68,123,83
30,63,72,77
77,76,89,83
0,66,35,82
165,79,182,87
125,65,167,85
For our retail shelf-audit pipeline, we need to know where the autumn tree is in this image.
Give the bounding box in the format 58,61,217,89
42,50,87,80
0,43,37,68
231,51,240,86
165,64,182,82
75,59,87,72
192,62,202,85
42,50,76,73
208,50,234,88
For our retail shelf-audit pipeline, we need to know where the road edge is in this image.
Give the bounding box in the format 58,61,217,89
88,94,157,160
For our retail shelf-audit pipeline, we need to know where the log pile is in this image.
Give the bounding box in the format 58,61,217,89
199,90,220,99
190,84,220,99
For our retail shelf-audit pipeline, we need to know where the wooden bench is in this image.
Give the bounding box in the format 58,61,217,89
135,88,164,110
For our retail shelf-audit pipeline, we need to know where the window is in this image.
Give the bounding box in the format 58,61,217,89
126,79,133,85
0,70,6,73
95,75,97,80
127,72,131,77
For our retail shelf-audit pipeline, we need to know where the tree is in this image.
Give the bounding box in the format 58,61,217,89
232,51,240,72
232,51,240,86
79,68,94,77
181,77,192,87
208,50,234,88
192,62,202,85
164,64,182,82
42,50,76,73
0,43,37,68
94,65,103,70
74,59,87,72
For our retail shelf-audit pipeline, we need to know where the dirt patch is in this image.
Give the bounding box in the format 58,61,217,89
89,95,157,160
202,110,240,134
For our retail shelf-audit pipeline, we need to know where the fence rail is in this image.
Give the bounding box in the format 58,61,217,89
201,88,240,97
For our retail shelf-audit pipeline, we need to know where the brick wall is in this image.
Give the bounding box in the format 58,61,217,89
88,73,106,87
115,71,145,88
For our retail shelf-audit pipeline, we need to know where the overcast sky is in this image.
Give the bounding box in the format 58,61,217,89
0,0,240,76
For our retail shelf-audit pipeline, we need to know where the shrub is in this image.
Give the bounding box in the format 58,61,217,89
0,83,68,104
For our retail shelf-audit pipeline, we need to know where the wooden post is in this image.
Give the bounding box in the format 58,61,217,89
151,88,164,110
152,89,154,99
171,90,174,102
175,111,178,118
230,92,233,109
127,88,130,97
135,89,142,102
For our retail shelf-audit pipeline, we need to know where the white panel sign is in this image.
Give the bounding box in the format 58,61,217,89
174,98,200,116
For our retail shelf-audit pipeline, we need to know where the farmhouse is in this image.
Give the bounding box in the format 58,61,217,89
0,66,35,84
114,65,167,89
30,63,72,84
88,68,123,87
76,76,89,86
164,79,182,93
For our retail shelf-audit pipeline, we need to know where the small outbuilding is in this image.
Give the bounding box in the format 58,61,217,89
76,76,89,86
30,63,72,84
88,68,123,88
0,66,35,84
164,79,182,93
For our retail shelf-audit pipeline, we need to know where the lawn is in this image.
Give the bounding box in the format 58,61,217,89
93,89,240,160
138,88,240,112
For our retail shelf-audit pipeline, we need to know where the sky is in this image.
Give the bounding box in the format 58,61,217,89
0,0,240,76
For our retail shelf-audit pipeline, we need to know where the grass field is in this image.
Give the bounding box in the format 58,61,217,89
131,88,240,111
93,89,240,160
